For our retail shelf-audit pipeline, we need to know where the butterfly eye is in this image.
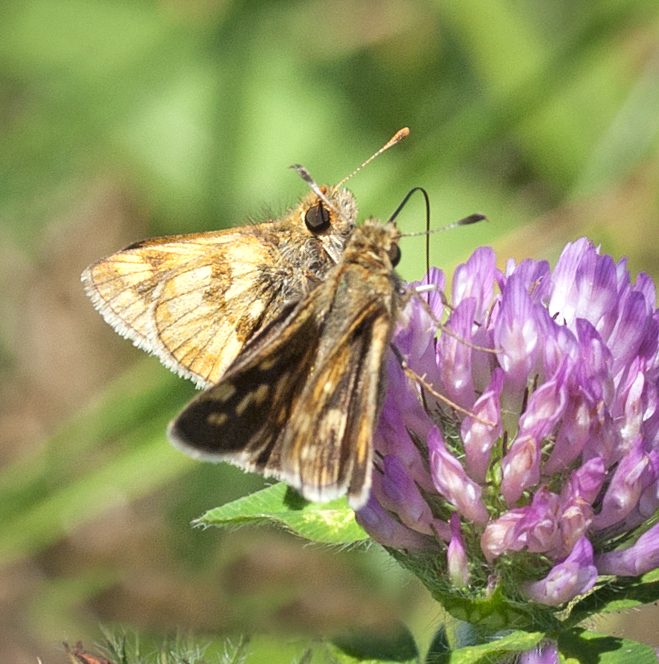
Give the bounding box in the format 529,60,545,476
304,203,331,233
388,242,401,267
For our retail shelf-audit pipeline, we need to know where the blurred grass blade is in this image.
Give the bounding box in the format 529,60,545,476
0,360,191,520
0,423,193,566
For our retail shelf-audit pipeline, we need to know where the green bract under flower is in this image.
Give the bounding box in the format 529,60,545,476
355,238,659,627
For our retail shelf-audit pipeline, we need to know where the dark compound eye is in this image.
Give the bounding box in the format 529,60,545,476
388,242,401,267
304,202,331,233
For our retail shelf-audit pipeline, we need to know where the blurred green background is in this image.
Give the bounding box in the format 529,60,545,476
1,0,659,661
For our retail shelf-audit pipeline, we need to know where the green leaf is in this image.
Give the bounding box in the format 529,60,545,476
424,630,543,664
425,626,450,664
329,621,419,663
195,483,369,544
566,575,659,625
558,628,658,664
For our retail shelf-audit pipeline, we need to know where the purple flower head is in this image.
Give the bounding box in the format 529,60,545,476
356,238,659,617
494,270,542,399
354,494,436,551
461,367,504,483
428,426,489,526
378,454,450,539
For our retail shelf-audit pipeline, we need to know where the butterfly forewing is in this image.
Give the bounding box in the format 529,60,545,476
281,313,394,507
82,188,356,388
278,246,402,506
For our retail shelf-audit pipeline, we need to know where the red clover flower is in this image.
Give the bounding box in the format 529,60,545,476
355,238,659,631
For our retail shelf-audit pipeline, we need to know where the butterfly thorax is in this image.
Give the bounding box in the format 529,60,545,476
310,219,404,367
340,219,402,276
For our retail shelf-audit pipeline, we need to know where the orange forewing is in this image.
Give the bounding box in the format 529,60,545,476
82,188,356,388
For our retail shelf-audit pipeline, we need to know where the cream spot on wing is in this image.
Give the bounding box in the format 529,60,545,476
208,412,229,426
258,357,277,371
214,382,237,401
318,408,345,439
165,266,214,312
296,414,314,459
253,384,269,405
249,298,266,314
220,241,270,301
235,392,253,416
223,278,251,304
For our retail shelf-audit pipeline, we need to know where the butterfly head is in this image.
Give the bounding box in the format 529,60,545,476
300,186,357,237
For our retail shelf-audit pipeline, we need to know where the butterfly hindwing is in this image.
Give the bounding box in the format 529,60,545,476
168,296,321,471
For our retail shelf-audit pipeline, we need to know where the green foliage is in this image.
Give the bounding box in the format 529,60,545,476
0,361,194,566
565,568,659,626
329,622,419,663
60,625,659,664
72,631,252,664
425,629,543,664
558,629,659,664
196,483,368,544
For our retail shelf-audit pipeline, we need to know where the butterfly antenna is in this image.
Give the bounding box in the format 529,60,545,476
291,127,410,224
404,212,486,288
387,186,432,280
402,212,487,237
335,127,410,188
